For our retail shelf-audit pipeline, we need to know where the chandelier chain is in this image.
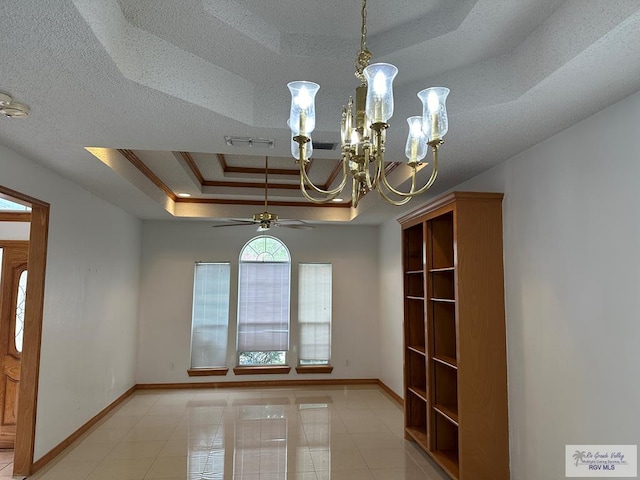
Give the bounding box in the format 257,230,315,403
361,0,367,52
355,0,372,84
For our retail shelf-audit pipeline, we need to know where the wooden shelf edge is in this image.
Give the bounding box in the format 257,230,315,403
408,387,428,402
429,450,460,480
405,426,428,449
405,270,424,275
406,295,425,301
432,355,457,369
430,267,454,272
433,404,459,426
407,345,426,356
430,298,456,303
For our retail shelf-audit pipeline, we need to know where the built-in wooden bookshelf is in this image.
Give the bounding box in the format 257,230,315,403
399,192,510,480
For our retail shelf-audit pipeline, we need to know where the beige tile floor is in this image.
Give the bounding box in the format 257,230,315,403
18,385,449,479
0,451,14,479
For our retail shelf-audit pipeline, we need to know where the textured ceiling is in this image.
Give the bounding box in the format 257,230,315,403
1,0,639,225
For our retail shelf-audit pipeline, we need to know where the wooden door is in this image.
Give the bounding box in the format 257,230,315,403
0,242,28,449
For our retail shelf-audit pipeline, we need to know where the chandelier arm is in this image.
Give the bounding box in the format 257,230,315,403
299,167,344,203
299,176,341,204
297,156,348,203
375,177,414,206
352,177,361,208
378,144,440,198
299,155,349,196
295,141,349,197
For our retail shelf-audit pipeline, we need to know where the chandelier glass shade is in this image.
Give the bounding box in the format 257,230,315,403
287,0,450,207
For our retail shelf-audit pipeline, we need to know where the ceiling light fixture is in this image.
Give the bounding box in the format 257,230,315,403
287,0,449,207
0,92,30,119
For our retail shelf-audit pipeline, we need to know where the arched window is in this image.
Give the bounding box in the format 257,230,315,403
237,236,291,366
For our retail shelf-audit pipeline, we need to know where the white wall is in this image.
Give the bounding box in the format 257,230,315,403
377,218,404,396
378,89,640,479
0,145,141,461
137,221,380,383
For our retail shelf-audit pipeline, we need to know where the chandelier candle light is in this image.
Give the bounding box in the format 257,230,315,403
288,0,449,207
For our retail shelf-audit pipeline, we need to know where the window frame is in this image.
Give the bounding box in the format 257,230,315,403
235,236,292,373
296,262,334,374
188,261,231,376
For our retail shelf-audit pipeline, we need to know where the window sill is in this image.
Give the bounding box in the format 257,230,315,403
233,366,291,375
295,365,334,374
187,368,229,377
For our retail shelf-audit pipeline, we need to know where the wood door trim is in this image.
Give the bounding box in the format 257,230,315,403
14,203,48,475
0,188,50,477
0,241,29,249
0,212,31,222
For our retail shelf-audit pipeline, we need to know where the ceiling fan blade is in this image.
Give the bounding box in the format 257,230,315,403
279,224,315,230
276,220,315,230
211,219,257,228
277,218,311,225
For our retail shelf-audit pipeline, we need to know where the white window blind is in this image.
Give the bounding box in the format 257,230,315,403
190,262,230,368
237,262,290,352
298,263,332,364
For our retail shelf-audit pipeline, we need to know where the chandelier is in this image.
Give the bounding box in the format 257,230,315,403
287,0,449,207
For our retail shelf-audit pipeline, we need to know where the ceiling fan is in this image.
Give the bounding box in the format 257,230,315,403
211,157,314,231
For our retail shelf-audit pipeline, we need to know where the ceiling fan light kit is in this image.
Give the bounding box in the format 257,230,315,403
287,0,449,207
0,92,30,119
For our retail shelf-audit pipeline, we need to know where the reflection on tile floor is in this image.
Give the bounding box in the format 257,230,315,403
26,386,449,479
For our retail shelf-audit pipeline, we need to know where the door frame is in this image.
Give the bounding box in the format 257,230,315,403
0,185,49,476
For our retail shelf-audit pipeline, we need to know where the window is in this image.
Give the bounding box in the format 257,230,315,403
0,198,30,211
237,236,291,366
298,263,332,365
190,262,231,369
15,269,27,353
